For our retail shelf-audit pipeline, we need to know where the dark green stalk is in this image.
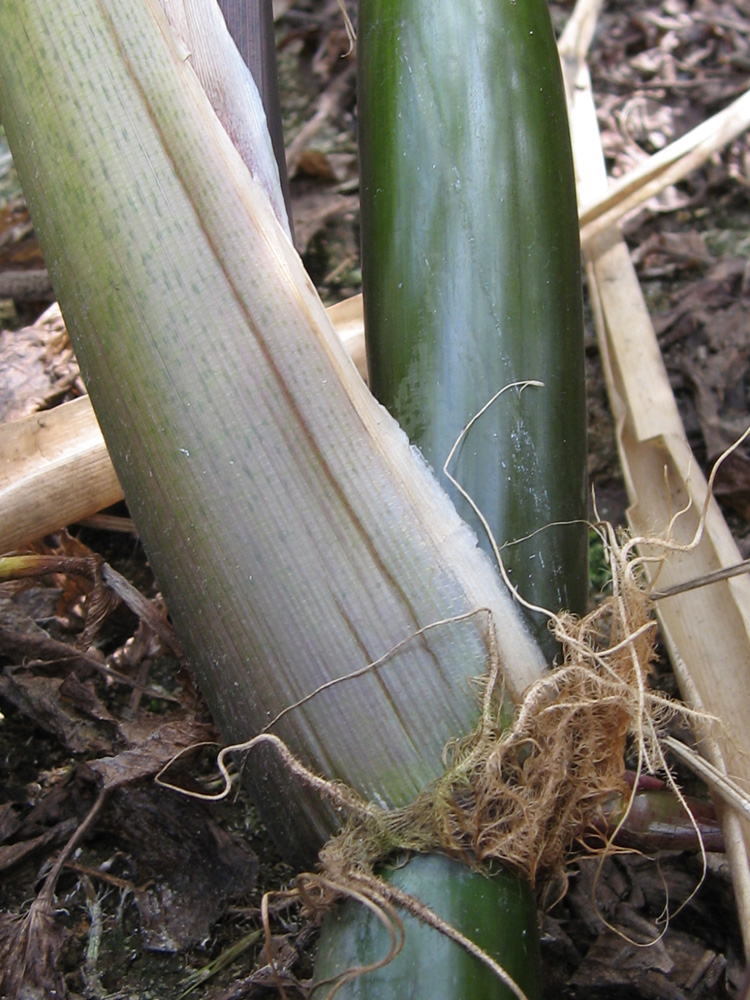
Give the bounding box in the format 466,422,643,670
360,0,588,656
313,855,540,1000
313,2,587,995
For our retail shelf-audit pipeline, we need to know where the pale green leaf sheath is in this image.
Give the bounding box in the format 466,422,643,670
0,0,544,857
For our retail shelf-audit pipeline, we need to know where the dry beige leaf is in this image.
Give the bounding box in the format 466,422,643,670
560,0,750,949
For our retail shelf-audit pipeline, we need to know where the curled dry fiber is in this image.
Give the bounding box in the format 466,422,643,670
315,529,693,890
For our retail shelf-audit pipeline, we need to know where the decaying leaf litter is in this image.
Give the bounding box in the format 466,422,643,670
1,0,750,996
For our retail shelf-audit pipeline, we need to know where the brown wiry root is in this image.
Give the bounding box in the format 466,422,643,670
317,525,705,890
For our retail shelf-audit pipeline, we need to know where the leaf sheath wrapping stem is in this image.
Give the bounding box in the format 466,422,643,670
0,0,544,860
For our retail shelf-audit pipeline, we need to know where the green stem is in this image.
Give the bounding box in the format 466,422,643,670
312,854,540,1000
360,0,588,657
313,1,587,994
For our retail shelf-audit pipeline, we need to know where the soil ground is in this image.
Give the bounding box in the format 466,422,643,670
1,1,750,997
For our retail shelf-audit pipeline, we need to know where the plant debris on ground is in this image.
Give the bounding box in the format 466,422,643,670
1,0,749,997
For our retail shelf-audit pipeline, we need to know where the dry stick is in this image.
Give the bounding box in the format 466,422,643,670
663,737,750,821
561,0,750,242
641,427,750,596
604,429,750,613
285,69,353,176
651,558,750,599
558,0,602,55
579,86,750,249
592,184,750,940
563,12,712,940
561,0,750,948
